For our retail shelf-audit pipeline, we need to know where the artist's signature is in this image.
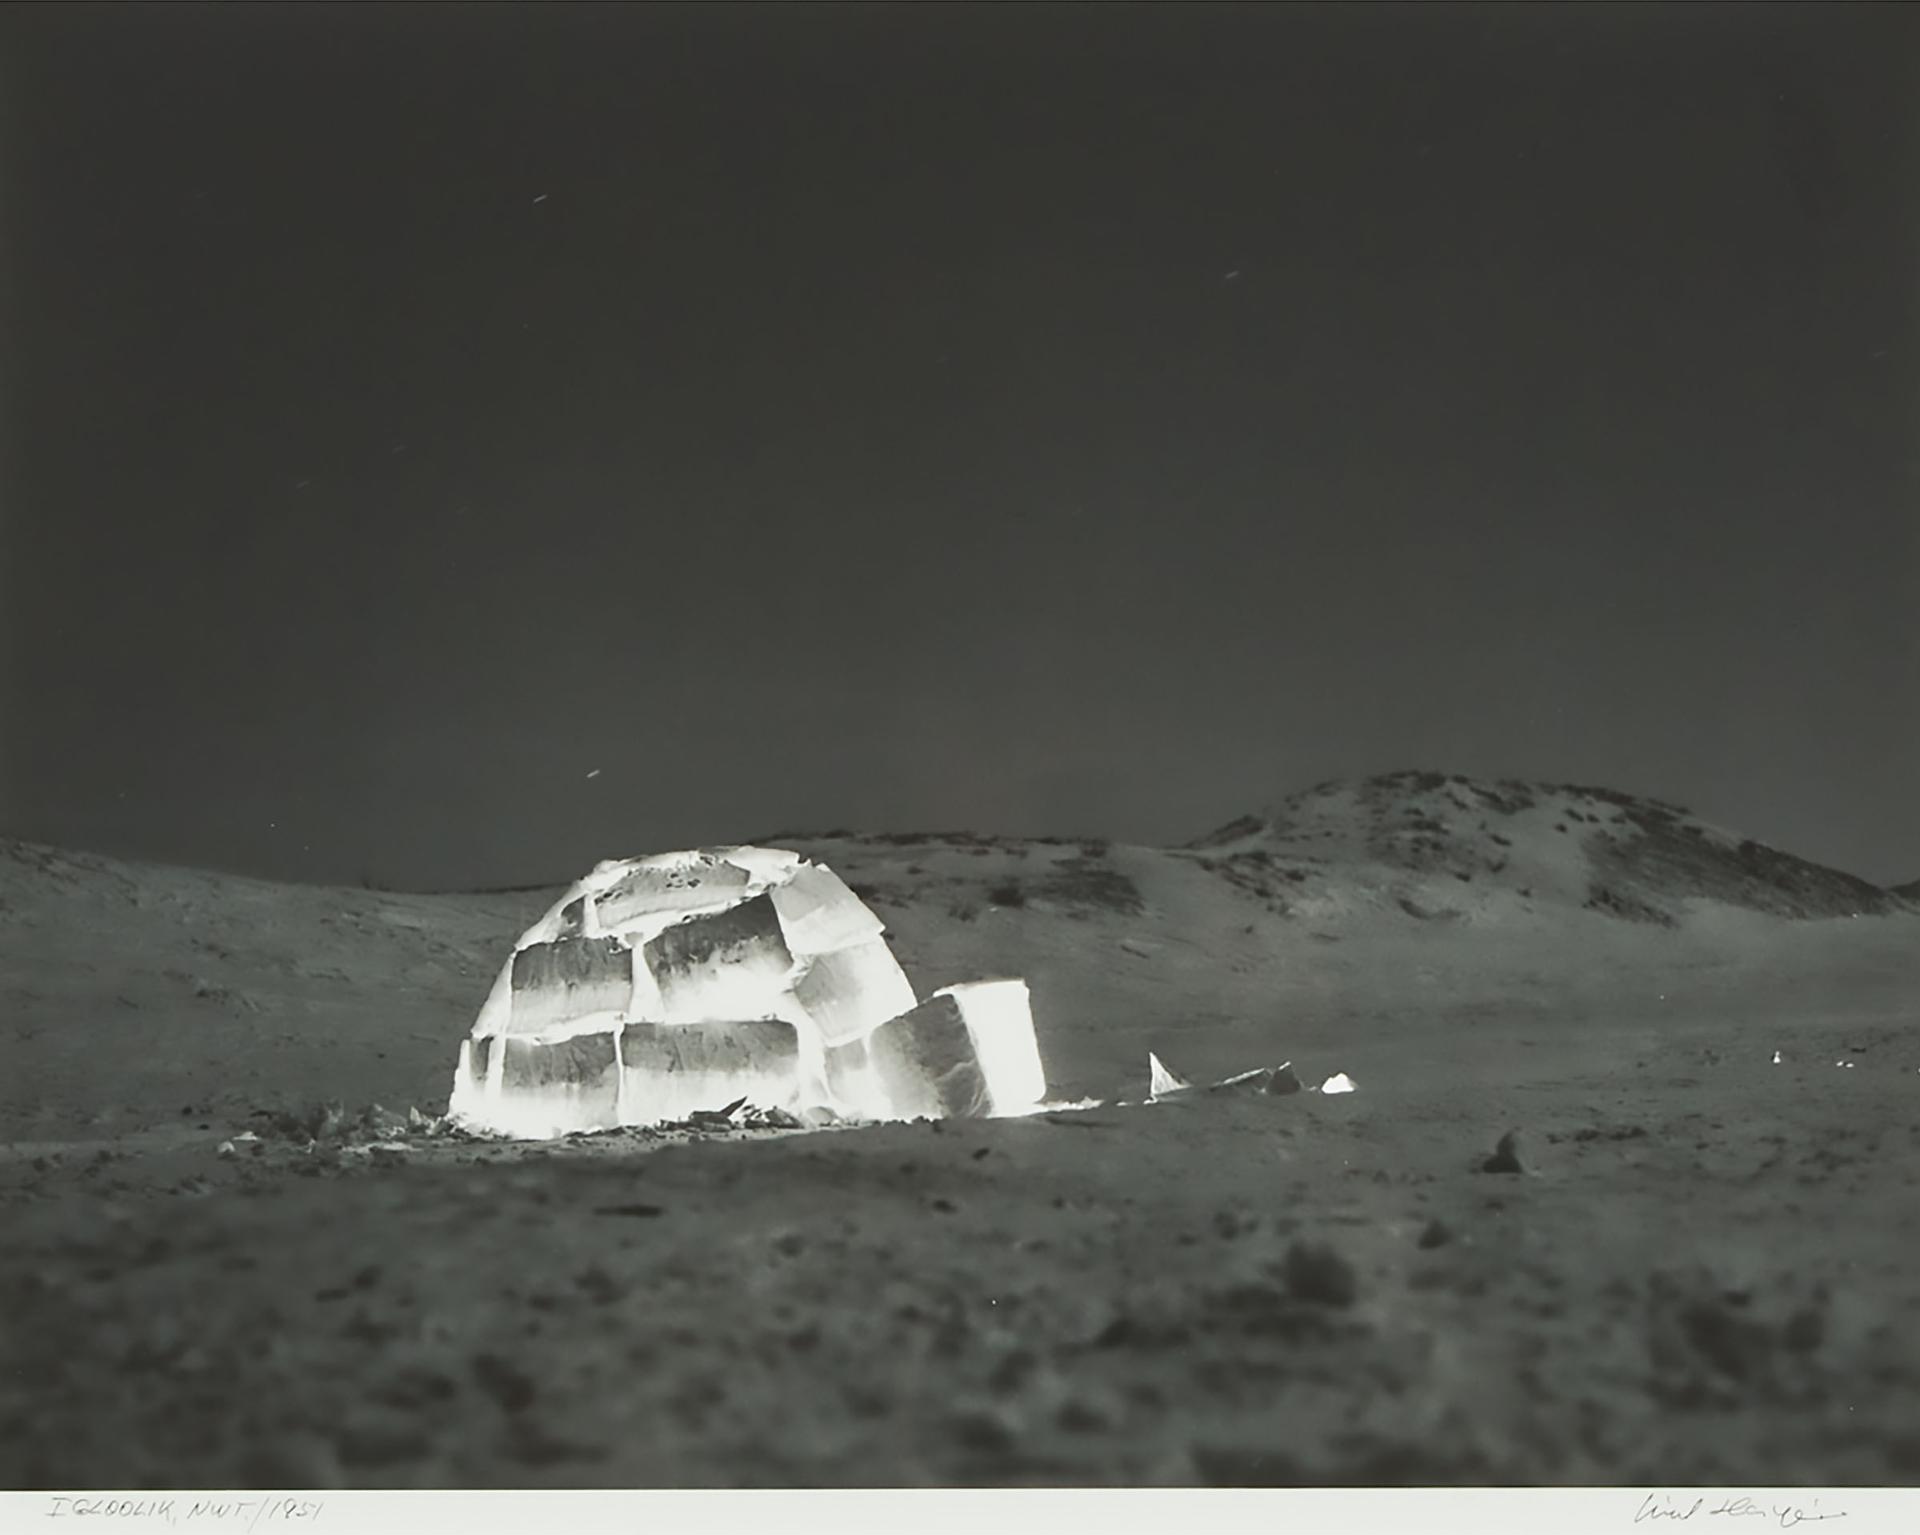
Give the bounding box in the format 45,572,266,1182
1635,1494,1847,1528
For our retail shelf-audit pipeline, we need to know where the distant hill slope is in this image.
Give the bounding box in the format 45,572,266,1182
1185,770,1902,925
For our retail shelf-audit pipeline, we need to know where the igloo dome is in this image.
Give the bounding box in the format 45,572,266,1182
448,847,1046,1138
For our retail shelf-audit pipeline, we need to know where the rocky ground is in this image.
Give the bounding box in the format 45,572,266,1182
3,777,1917,1488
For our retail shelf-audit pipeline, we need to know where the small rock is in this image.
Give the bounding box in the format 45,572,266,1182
335,1406,433,1467
1417,1218,1453,1250
1282,1240,1359,1307
376,1365,457,1408
239,1430,346,1490
505,1420,608,1467
951,1406,1019,1455
1480,1131,1524,1174
1782,1304,1826,1352
1213,1209,1255,1240
1057,1395,1116,1433
987,1348,1039,1394
472,1352,536,1413
217,1141,238,1159
1677,1298,1771,1380
1093,1309,1192,1349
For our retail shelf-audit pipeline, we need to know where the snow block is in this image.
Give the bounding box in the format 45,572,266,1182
497,1029,621,1132
618,1019,801,1122
642,893,794,1022
770,863,886,955
792,937,919,1049
509,936,633,1035
939,979,1046,1113
595,854,751,935
826,995,990,1121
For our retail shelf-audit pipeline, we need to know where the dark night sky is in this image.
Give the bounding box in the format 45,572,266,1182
2,2,1915,891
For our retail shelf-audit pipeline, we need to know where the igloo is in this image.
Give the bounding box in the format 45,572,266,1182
448,847,1047,1138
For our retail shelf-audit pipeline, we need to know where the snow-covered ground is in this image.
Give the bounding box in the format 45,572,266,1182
3,775,1917,1486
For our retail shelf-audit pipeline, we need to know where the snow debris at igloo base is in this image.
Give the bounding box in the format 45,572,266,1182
448,847,1046,1139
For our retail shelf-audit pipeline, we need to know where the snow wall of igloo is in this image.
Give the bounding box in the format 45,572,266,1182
447,847,1047,1139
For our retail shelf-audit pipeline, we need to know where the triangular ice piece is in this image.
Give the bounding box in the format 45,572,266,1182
1149,1052,1193,1100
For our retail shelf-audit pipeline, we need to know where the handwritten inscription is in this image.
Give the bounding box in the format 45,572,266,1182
44,1498,323,1529
1635,1494,1847,1527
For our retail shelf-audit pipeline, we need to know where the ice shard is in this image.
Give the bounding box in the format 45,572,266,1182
1148,1051,1191,1099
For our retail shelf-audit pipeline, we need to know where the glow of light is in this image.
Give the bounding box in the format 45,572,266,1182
820,1036,899,1122
448,1038,480,1123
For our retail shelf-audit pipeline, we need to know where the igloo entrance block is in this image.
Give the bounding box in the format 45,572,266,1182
824,995,989,1121
936,978,1045,1114
819,978,1046,1121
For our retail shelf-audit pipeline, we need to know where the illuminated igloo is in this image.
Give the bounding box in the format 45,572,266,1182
448,847,1047,1139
